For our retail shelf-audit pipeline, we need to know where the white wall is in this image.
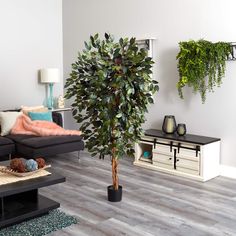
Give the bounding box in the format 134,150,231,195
0,0,63,110
63,0,236,167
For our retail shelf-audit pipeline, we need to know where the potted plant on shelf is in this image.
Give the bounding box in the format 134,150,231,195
65,33,159,202
176,39,231,103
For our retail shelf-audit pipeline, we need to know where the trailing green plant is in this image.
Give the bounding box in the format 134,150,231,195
176,39,231,103
65,33,159,191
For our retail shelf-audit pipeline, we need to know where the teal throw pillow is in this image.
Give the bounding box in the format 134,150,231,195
28,111,53,122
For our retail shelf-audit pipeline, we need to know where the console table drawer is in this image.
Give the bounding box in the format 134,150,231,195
153,144,171,155
177,154,200,163
152,153,173,165
153,161,174,170
178,148,199,158
176,166,199,176
176,157,199,171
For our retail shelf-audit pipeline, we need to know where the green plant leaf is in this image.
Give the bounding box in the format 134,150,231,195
176,39,231,103
105,33,109,40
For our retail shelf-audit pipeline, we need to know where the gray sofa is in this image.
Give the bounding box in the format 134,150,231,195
0,112,84,159
0,137,15,157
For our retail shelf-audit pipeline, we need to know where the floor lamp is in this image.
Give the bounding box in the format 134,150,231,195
40,68,60,109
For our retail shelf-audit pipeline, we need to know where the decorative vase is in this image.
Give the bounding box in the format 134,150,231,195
162,115,177,134
57,95,65,109
177,123,186,136
143,151,151,158
107,185,122,202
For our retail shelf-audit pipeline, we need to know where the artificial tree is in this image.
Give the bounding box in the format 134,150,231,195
65,33,158,198
177,40,231,103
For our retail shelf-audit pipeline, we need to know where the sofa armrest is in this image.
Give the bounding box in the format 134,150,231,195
52,112,63,127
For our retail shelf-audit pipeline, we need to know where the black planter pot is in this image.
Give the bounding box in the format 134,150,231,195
107,185,122,202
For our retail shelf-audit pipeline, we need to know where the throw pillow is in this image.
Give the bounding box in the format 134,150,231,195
21,105,48,115
0,112,22,136
28,111,53,122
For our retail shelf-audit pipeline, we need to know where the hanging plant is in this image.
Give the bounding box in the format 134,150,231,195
176,40,232,103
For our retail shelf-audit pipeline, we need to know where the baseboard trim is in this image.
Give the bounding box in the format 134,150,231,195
220,165,236,179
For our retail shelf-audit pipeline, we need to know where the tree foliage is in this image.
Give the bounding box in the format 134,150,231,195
177,40,231,103
65,33,159,160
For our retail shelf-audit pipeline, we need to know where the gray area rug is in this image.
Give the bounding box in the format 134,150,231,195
0,209,78,236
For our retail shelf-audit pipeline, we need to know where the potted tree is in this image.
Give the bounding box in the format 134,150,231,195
65,33,159,202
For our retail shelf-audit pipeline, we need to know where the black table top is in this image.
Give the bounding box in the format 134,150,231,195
0,163,65,197
145,129,220,145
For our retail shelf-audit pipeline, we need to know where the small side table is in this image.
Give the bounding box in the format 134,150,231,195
51,108,72,127
50,108,72,112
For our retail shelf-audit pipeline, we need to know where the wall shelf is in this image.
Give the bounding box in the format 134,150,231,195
228,43,236,61
136,38,155,57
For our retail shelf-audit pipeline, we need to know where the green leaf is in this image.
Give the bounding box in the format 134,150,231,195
94,33,99,40
84,41,91,50
176,39,231,103
119,38,124,45
72,109,77,116
116,113,122,118
90,35,96,47
148,97,154,103
105,33,109,40
130,37,135,45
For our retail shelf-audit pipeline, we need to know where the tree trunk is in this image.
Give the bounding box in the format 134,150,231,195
112,157,119,191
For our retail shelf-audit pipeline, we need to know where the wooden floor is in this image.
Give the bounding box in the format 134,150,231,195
41,151,236,236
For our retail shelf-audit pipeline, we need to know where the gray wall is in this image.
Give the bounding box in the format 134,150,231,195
63,0,236,167
0,0,63,110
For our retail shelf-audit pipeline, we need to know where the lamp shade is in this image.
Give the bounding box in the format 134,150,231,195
40,68,60,83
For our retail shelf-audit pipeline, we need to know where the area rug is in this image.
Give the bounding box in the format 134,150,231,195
0,209,78,236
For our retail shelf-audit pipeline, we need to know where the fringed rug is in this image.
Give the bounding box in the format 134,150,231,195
0,209,78,236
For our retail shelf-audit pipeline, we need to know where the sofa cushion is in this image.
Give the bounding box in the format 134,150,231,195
5,134,36,143
6,134,84,158
6,134,82,149
22,135,82,148
16,140,84,158
0,137,14,145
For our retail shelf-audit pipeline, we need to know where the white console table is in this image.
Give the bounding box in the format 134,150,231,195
134,129,220,182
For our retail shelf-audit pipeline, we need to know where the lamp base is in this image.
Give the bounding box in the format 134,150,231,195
47,83,54,109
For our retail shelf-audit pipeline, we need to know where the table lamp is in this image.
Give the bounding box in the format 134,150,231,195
40,68,60,109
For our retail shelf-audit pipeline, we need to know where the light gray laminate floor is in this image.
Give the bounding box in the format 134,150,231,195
40,152,236,236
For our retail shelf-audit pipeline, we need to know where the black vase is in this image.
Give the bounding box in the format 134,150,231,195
107,185,122,202
162,115,177,134
177,123,186,136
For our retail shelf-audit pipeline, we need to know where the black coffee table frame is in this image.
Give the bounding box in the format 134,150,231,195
0,167,65,228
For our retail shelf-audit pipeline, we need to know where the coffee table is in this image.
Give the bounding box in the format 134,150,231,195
0,162,65,228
